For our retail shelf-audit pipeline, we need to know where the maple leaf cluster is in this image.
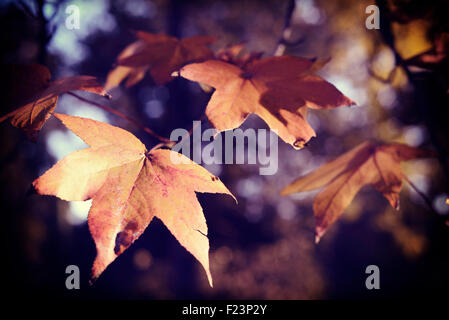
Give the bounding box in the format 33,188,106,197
0,31,437,286
107,34,354,149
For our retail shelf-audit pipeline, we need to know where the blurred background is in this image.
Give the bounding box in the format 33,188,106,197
0,0,448,299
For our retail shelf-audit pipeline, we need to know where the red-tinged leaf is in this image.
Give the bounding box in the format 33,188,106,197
0,64,108,140
106,32,216,87
33,113,235,286
105,40,149,91
281,142,436,242
180,56,355,149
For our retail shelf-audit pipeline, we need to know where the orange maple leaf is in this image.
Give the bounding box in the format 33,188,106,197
281,141,436,242
33,113,235,286
179,56,355,149
106,31,216,88
0,64,108,140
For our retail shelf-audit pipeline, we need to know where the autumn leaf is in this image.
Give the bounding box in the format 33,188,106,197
179,56,355,149
216,43,263,67
106,31,216,88
33,113,235,286
104,40,150,91
0,64,109,140
405,33,448,70
404,32,449,92
405,48,447,70
281,141,436,242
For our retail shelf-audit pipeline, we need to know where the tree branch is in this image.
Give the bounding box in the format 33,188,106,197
376,0,449,190
403,175,436,213
274,0,297,56
67,92,172,144
403,174,448,225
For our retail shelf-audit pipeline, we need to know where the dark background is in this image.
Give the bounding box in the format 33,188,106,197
1,0,448,299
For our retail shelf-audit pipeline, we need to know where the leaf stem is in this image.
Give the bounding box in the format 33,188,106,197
67,92,172,144
188,114,206,136
403,174,437,215
168,113,207,149
403,174,449,227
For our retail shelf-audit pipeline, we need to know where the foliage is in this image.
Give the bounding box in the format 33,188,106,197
0,0,447,295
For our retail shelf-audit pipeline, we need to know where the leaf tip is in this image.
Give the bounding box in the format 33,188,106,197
315,227,325,244
208,276,214,288
344,96,358,107
394,199,400,211
203,263,214,288
228,191,238,204
293,139,307,149
26,183,38,196
102,90,112,100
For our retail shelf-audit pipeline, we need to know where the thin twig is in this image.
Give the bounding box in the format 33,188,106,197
36,0,48,64
403,174,449,226
16,0,35,18
368,67,398,84
68,92,172,144
187,113,206,136
274,0,297,56
167,114,207,150
403,174,436,214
